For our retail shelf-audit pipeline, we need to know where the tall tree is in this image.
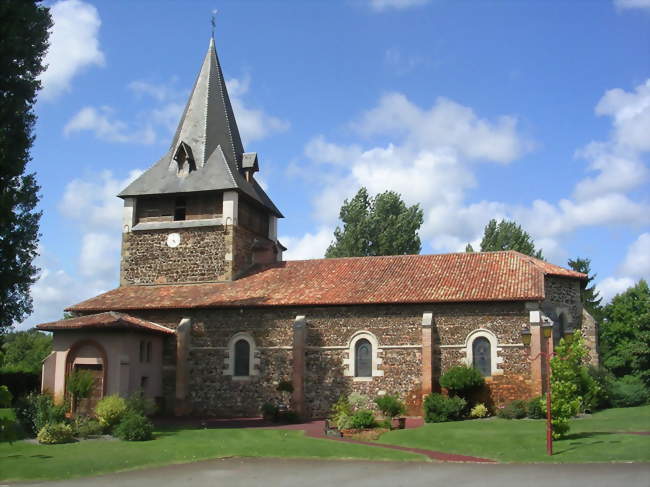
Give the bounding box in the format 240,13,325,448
0,1,51,332
472,219,544,259
599,279,650,386
326,187,424,258
567,257,603,319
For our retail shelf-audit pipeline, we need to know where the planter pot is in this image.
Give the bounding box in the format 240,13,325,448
392,417,406,429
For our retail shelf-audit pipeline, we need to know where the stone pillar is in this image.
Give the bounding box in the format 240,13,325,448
174,318,192,416
529,311,544,397
582,309,599,367
292,315,307,419
421,312,433,399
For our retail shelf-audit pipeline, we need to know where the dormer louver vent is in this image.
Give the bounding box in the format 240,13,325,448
173,141,196,175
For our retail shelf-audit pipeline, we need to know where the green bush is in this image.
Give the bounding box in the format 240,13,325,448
73,416,103,438
125,390,156,417
330,395,353,430
66,369,94,411
423,393,466,423
14,392,66,437
469,403,489,418
114,412,153,441
95,395,127,431
348,392,369,410
37,423,75,444
377,418,392,429
278,410,301,424
374,394,405,419
610,375,650,407
261,402,279,421
587,366,615,410
527,396,545,419
350,409,375,429
497,399,527,419
439,366,485,401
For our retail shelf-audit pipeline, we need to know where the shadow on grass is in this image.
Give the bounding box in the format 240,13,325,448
554,431,623,456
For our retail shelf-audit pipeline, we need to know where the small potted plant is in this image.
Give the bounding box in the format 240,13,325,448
375,394,406,429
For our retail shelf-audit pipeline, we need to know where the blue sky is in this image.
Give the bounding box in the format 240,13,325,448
20,0,650,329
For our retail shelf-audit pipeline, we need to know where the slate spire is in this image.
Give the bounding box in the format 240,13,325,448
170,37,244,168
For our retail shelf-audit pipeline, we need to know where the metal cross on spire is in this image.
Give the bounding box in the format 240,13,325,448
211,9,218,38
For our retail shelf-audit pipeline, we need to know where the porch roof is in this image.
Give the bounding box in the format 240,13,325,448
36,311,175,335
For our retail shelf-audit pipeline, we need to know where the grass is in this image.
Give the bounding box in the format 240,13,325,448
0,426,425,482
378,405,650,463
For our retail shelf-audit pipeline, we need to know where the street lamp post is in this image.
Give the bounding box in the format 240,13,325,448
521,322,554,456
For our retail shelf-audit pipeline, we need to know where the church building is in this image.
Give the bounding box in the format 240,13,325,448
37,37,597,418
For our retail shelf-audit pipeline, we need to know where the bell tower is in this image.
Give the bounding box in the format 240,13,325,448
118,38,283,286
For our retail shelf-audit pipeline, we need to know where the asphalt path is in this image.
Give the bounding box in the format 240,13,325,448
9,458,650,487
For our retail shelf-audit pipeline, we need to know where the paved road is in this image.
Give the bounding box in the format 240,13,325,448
10,458,650,487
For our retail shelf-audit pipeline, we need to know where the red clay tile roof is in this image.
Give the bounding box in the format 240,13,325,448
36,311,175,334
67,251,585,312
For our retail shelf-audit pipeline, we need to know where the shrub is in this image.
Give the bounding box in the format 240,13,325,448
0,386,16,442
348,392,369,410
95,395,127,431
73,416,103,438
67,369,95,414
14,392,66,437
350,409,375,429
470,403,489,418
261,402,279,421
377,418,392,429
527,396,545,419
114,412,153,441
609,375,650,407
37,423,75,444
423,393,466,423
439,366,485,401
330,395,353,430
374,394,405,419
587,366,614,410
126,390,156,417
0,371,40,403
278,410,301,424
497,400,527,419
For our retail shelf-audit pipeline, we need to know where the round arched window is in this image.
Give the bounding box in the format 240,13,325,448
472,337,491,377
355,339,372,377
234,339,250,376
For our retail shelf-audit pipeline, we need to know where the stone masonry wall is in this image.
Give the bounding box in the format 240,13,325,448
543,276,582,329
131,301,532,418
120,227,228,284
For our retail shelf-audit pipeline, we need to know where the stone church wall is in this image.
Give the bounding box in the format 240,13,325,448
120,226,228,284
132,301,532,418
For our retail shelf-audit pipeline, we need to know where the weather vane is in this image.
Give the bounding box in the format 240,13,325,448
211,9,218,38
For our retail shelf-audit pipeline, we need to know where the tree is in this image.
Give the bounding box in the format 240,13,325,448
0,1,51,332
599,280,650,386
465,243,475,252
0,329,52,373
326,187,424,258
567,257,603,320
470,219,544,259
66,368,94,415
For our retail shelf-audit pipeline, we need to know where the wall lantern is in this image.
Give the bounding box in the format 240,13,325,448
541,322,554,339
520,328,532,347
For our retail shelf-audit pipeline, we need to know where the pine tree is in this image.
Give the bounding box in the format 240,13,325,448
567,257,603,319
326,187,423,258
0,1,51,332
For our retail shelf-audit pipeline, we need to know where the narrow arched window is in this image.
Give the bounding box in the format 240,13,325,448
234,339,250,376
355,339,372,378
472,337,491,377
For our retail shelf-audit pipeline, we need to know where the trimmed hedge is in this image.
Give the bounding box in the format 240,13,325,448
423,393,466,423
114,412,153,441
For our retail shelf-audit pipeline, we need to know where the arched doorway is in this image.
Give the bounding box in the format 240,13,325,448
65,340,108,415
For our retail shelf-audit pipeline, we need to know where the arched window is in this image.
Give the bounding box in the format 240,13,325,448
472,336,491,377
234,339,250,377
355,339,372,377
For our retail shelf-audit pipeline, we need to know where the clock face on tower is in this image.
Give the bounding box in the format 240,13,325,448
166,233,181,248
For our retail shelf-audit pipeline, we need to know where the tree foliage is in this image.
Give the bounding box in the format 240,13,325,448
599,280,650,386
567,257,603,320
0,329,52,374
0,1,51,332
326,187,424,258
469,219,544,259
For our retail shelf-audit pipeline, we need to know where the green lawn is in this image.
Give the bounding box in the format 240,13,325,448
378,405,650,463
0,426,425,482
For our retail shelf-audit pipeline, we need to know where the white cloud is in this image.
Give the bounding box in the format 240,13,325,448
64,106,156,144
384,48,426,75
596,276,636,303
368,0,430,12
614,0,650,11
79,232,120,279
305,136,363,165
619,233,650,279
281,227,334,260
226,76,290,144
40,0,104,100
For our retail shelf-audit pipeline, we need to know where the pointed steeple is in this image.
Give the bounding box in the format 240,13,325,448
170,37,244,168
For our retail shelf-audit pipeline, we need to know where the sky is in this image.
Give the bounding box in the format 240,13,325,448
18,0,650,329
